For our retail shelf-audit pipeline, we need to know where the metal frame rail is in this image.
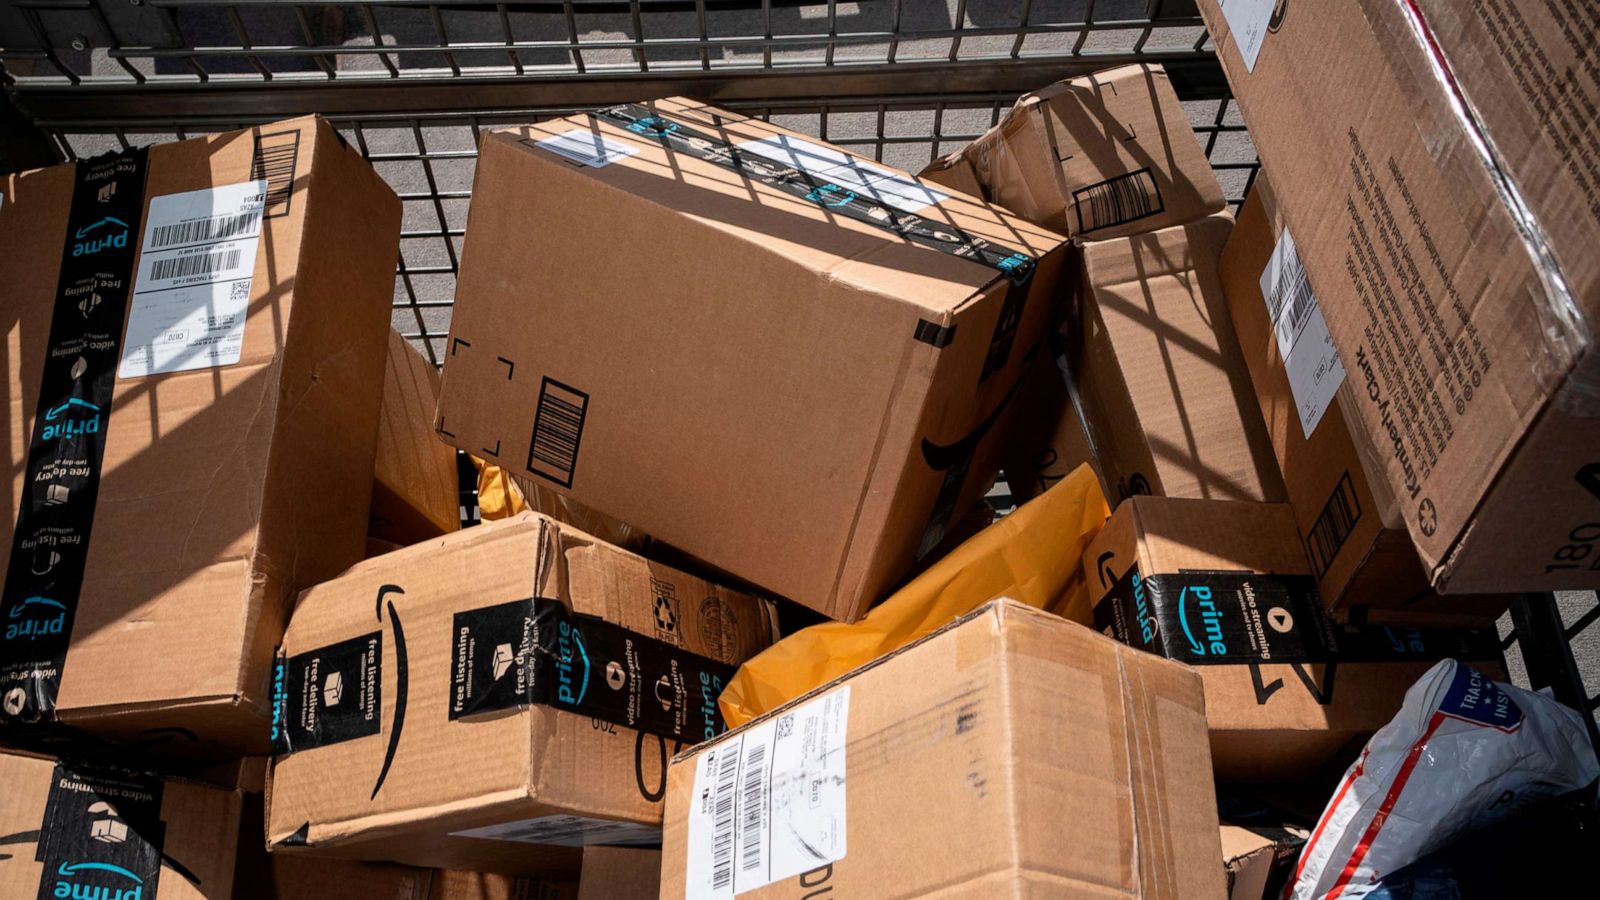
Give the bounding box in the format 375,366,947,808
2,1,1595,752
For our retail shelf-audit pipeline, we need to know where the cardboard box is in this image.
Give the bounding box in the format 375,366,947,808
574,847,659,900
1084,496,1505,781
430,871,576,900
0,749,241,899
660,599,1227,899
1220,822,1305,900
1069,213,1286,504
1000,339,1096,504
0,117,401,755
1220,181,1510,625
371,329,461,546
266,511,778,875
436,98,1069,622
1199,0,1600,592
921,64,1225,240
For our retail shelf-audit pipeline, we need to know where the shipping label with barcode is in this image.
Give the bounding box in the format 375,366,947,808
735,135,948,214
1218,0,1278,72
119,180,266,378
685,687,850,900
533,128,640,168
1260,225,1346,438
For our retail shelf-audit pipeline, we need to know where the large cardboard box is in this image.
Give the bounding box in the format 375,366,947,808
435,98,1069,622
1084,496,1505,781
266,512,777,875
371,329,461,546
1070,212,1286,505
1220,181,1509,624
0,749,241,899
1199,0,1600,592
921,64,1226,240
0,117,401,754
660,599,1227,899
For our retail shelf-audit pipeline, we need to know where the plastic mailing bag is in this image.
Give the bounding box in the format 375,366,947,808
1288,659,1600,899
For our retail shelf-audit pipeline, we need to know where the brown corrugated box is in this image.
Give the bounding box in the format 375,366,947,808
1000,339,1096,505
434,98,1068,622
574,847,660,900
1198,0,1600,593
371,329,461,546
266,511,777,876
1220,821,1305,900
430,871,576,900
1220,180,1510,625
0,748,241,899
0,116,401,755
922,63,1226,240
1084,496,1505,781
660,599,1226,899
1069,212,1286,505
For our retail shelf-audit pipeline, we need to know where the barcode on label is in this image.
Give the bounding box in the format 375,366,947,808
740,742,768,873
149,248,242,281
1072,168,1163,233
251,130,301,218
526,377,589,488
1267,241,1317,353
150,211,260,249
710,747,742,892
1306,472,1362,578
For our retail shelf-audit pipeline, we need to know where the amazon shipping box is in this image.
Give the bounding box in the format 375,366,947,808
436,98,1068,622
0,117,400,755
1084,496,1504,781
266,512,777,877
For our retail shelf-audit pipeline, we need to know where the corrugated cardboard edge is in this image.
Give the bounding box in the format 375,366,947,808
1200,0,1597,587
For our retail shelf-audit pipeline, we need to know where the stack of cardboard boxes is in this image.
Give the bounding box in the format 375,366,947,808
0,7,1593,894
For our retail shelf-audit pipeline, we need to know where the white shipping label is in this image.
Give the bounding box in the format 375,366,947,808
685,686,850,900
451,814,661,848
119,180,266,378
1218,0,1278,72
1260,226,1347,439
535,128,640,168
736,136,947,214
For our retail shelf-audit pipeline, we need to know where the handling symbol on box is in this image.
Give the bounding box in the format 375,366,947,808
322,672,344,707
88,803,128,844
491,643,515,679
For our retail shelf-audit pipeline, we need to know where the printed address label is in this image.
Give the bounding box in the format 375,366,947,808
684,686,850,899
119,180,266,378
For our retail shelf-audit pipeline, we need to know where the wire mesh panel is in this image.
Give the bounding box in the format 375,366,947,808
1,1,1594,743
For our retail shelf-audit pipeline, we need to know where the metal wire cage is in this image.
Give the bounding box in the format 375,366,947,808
2,0,1596,750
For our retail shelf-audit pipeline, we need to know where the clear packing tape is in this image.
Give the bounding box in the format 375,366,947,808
719,462,1110,729
1390,0,1597,416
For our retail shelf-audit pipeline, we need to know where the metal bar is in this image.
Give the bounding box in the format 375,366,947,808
226,4,275,81
7,54,1232,123
563,1,586,74
498,2,524,75
432,3,463,76
1511,593,1600,763
294,4,339,78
